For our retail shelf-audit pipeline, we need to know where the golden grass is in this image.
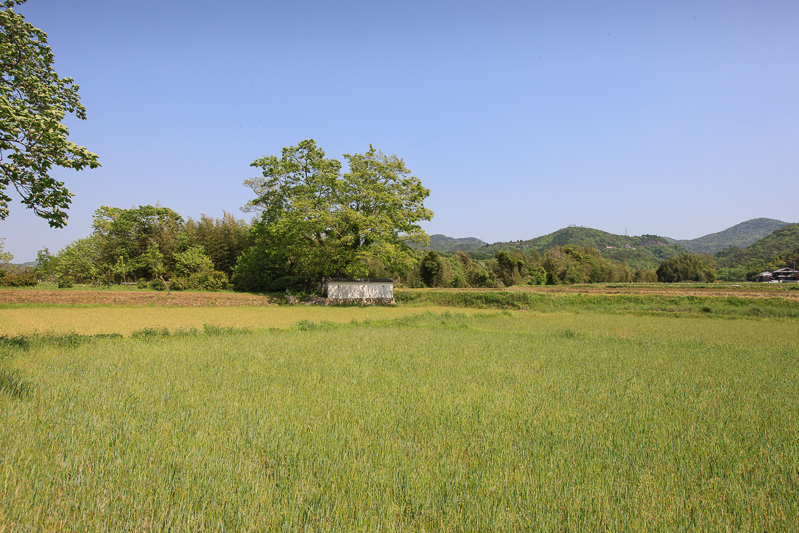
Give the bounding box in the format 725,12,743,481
2,310,797,530
0,305,483,336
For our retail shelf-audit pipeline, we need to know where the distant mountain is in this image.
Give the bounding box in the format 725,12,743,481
422,218,795,272
714,223,799,267
469,227,686,270
420,234,487,253
677,218,792,254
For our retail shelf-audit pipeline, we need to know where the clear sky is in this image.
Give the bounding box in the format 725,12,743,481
2,0,797,262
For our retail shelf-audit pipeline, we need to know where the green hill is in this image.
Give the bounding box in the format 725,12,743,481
677,218,792,254
420,234,487,253
423,218,794,275
715,223,799,271
470,227,686,269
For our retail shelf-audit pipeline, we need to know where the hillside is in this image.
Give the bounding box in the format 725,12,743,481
714,223,799,269
422,218,794,274
677,218,792,254
420,234,487,253
469,227,686,269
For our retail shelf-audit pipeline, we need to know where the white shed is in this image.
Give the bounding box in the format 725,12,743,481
324,278,395,305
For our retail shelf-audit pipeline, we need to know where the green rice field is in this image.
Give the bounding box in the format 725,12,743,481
1,298,798,530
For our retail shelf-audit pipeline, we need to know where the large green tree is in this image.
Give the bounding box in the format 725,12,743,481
235,140,432,291
0,0,99,226
91,205,183,280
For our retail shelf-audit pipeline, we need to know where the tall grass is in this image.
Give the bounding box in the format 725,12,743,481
0,305,481,337
395,289,799,318
1,311,798,530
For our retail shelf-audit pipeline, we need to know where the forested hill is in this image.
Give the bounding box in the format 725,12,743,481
418,234,487,253
676,218,792,254
714,223,799,269
423,218,794,271
468,227,686,269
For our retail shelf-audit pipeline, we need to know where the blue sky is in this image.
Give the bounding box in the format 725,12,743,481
2,0,797,262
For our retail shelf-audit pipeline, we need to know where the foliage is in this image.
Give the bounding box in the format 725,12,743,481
399,244,656,289
143,242,169,291
0,0,100,226
174,245,214,278
0,264,35,286
43,205,249,290
237,140,432,290
0,236,11,264
52,236,99,284
494,251,524,286
170,270,229,292
182,212,248,275
540,245,637,285
92,205,184,280
656,253,717,283
33,246,53,280
455,250,497,287
230,223,293,292
634,269,658,283
419,251,451,288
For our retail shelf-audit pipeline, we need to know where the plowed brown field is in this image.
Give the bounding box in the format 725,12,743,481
1,283,796,307
0,289,279,307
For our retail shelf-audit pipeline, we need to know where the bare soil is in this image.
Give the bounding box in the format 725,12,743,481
0,289,279,307
1,283,796,307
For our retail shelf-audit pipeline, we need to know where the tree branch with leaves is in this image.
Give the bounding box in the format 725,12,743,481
0,0,99,226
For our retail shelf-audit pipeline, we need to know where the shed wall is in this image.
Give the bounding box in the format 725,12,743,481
327,282,393,300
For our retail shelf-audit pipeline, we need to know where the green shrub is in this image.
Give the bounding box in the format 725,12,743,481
473,271,493,288
136,278,149,289
420,251,452,288
164,271,229,292
169,277,189,291
0,267,37,287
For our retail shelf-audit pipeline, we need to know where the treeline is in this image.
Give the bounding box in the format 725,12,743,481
7,203,733,291
405,248,728,287
402,247,659,288
467,227,684,269
34,206,248,290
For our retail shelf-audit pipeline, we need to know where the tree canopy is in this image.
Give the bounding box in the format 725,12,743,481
234,140,432,291
0,0,99,227
656,253,717,283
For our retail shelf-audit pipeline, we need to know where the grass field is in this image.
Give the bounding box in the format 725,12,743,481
0,305,480,337
1,290,798,530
